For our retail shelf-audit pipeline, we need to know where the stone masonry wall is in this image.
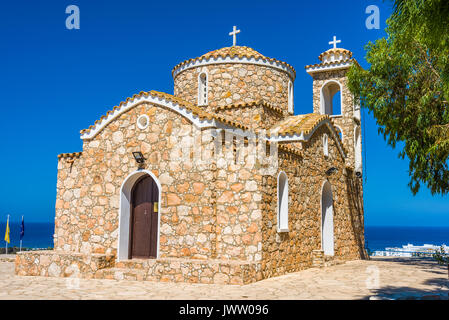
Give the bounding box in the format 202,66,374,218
215,104,285,131
311,69,358,169
174,63,292,116
54,102,265,262
260,125,365,279
15,250,115,279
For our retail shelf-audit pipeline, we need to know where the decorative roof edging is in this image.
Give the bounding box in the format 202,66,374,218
267,118,347,159
173,55,296,82
79,91,345,158
305,59,354,74
80,92,219,140
58,152,83,159
216,100,284,115
80,91,256,140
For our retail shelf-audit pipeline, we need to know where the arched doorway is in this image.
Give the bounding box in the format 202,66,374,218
118,170,161,261
321,181,334,256
129,175,159,259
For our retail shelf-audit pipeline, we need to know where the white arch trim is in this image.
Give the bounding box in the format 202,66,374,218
117,169,162,261
80,93,217,140
173,56,296,82
320,180,334,256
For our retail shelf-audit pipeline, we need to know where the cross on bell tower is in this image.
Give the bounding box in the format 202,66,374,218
328,36,341,49
229,26,241,46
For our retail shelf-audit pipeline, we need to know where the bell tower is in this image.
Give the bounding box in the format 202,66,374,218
305,37,362,176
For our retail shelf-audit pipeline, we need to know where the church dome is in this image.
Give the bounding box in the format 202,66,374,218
172,46,296,80
172,46,296,114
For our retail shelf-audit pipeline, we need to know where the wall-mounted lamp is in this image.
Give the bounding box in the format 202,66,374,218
325,167,338,176
132,151,145,164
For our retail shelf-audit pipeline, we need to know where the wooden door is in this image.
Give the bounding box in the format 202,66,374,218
129,175,159,259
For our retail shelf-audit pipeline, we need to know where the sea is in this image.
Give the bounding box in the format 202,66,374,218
0,222,448,252
364,226,449,252
0,222,55,249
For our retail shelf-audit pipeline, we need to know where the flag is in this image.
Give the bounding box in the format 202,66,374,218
20,216,24,240
4,216,10,244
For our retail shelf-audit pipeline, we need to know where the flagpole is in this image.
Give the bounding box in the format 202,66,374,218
20,215,23,252
5,215,9,255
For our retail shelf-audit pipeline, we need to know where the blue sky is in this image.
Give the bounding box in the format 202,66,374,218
1,0,448,226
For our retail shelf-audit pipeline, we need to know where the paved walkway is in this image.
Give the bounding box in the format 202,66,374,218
1,257,448,300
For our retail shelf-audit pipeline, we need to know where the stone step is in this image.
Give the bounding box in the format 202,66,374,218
96,267,147,281
115,259,152,270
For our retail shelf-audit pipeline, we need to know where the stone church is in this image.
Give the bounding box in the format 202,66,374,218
16,32,367,285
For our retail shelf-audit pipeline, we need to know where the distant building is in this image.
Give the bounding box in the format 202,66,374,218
373,244,448,257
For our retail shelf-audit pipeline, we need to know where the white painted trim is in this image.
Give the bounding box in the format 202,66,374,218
306,61,352,74
173,56,296,82
277,171,289,233
117,169,162,261
80,93,217,140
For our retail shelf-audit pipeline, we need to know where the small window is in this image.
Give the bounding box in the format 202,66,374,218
198,72,208,106
288,81,294,114
277,171,289,232
323,134,329,157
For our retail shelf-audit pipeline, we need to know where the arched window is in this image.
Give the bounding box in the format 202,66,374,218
277,171,289,232
288,81,294,114
323,134,329,157
198,72,208,106
320,81,342,115
321,181,334,256
354,126,362,173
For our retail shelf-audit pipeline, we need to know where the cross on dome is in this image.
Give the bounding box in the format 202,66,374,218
329,36,341,49
229,26,241,47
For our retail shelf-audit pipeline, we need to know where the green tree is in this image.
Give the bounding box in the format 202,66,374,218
348,0,449,195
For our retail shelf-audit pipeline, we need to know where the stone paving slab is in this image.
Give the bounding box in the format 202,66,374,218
0,255,15,263
1,257,448,300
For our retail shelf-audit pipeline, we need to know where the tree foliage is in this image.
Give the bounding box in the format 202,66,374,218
348,0,449,195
